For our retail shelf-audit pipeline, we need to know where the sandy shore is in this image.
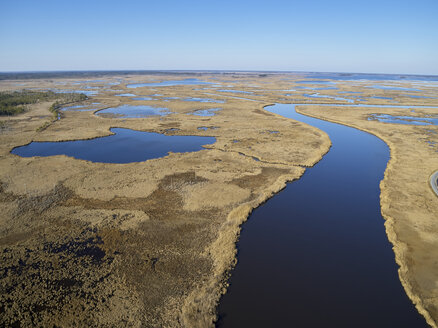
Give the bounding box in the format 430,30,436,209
0,72,437,327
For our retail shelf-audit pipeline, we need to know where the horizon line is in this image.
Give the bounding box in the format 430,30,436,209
1,69,438,78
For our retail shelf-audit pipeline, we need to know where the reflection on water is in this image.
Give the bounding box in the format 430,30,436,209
11,128,216,163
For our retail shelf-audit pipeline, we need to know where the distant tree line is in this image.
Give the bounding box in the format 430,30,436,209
0,90,87,116
0,70,199,81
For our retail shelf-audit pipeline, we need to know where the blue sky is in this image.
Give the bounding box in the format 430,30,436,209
1,0,437,74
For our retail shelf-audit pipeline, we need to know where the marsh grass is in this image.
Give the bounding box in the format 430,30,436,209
0,120,9,134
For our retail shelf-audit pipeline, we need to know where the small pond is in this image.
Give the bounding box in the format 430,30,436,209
11,128,215,164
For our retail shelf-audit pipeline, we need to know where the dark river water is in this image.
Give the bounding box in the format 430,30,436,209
217,104,427,327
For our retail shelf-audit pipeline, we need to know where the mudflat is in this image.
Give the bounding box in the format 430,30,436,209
0,72,437,327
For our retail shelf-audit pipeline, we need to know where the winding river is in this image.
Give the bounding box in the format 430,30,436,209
217,104,428,327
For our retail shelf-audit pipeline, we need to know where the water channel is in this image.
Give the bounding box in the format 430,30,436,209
217,103,428,327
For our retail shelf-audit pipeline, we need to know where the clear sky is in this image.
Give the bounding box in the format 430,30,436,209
1,0,437,74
